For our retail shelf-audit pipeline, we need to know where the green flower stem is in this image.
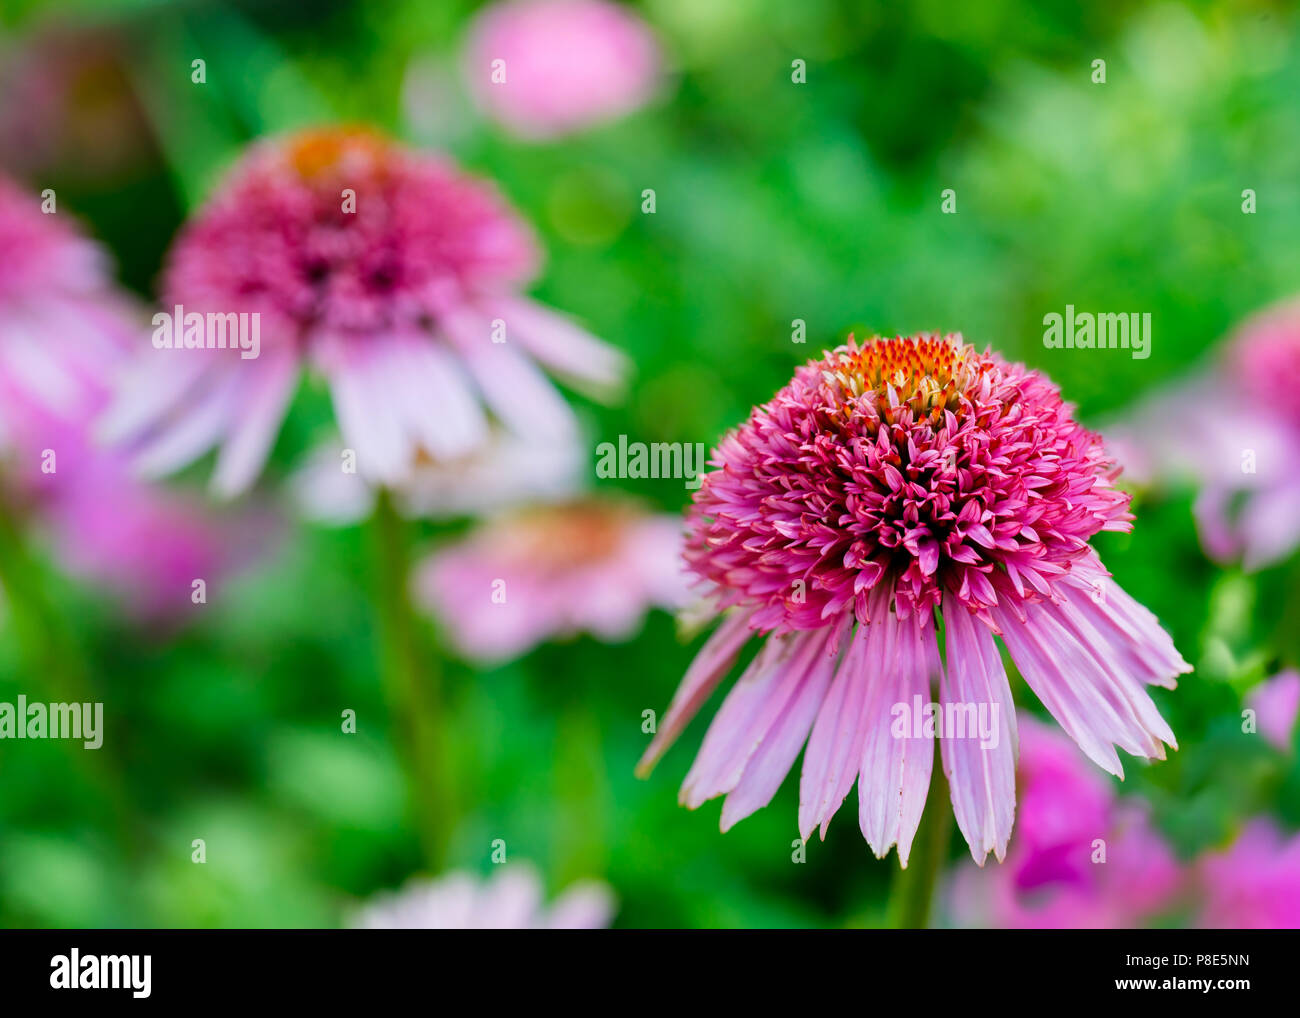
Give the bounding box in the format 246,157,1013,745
370,490,454,871
887,759,953,929
0,493,141,859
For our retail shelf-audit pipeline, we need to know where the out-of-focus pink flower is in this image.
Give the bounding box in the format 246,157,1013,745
14,407,263,622
103,127,627,497
0,176,133,435
1198,820,1300,929
0,26,156,182
0,175,258,621
639,334,1189,866
1109,300,1300,570
1246,670,1300,753
462,0,662,140
291,428,585,526
354,863,615,929
948,719,1182,928
415,499,688,663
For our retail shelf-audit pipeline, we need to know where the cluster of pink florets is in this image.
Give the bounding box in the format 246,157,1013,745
685,333,1133,632
0,176,100,300
162,127,539,350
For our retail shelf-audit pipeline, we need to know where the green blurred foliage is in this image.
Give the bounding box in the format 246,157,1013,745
0,0,1298,927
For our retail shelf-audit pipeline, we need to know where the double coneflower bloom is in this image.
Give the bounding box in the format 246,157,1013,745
640,333,1190,865
0,174,245,620
104,126,626,496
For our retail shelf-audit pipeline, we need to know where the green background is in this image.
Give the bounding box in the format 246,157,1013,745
0,0,1297,927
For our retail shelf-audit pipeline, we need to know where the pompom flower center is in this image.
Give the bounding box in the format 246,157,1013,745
686,333,1132,631
162,126,538,348
284,126,392,180
826,333,983,428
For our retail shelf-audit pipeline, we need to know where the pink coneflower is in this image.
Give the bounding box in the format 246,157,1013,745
0,176,134,435
1197,820,1300,929
0,175,254,621
639,333,1190,865
948,719,1181,928
103,127,627,496
1110,300,1300,570
415,499,688,664
354,864,615,929
1246,670,1300,753
462,0,662,140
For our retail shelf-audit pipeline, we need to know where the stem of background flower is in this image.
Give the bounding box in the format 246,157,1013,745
0,493,143,860
887,762,953,929
370,490,454,872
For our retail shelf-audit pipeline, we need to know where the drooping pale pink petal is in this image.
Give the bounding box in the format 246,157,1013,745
994,600,1135,777
1058,557,1191,690
328,346,415,485
720,629,838,831
798,596,879,840
440,304,580,442
490,295,630,398
128,368,241,481
941,594,1017,864
212,351,301,497
857,607,938,866
98,350,212,447
384,337,489,459
679,630,818,809
637,608,756,777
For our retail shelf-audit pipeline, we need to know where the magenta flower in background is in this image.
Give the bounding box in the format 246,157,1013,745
103,127,627,497
354,863,614,929
1246,670,1300,753
462,0,662,140
0,176,251,621
1198,820,1300,929
1110,299,1300,570
0,175,135,438
947,719,1181,928
415,500,688,664
639,333,1190,865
